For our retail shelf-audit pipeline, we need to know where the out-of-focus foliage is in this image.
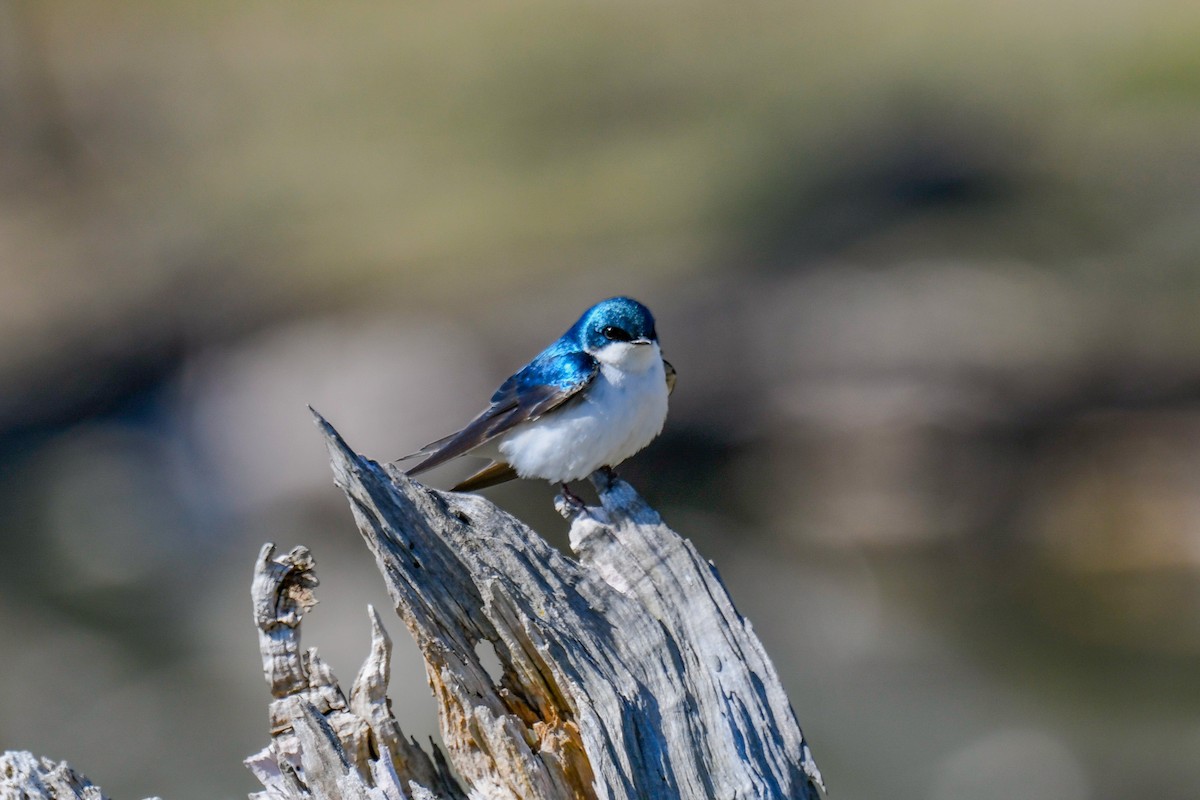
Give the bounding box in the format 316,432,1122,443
3,1,1200,798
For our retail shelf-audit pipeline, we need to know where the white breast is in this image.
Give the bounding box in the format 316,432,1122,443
497,344,669,483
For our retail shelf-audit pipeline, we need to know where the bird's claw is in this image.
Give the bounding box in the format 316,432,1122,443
560,482,586,506
591,466,620,493
554,482,590,518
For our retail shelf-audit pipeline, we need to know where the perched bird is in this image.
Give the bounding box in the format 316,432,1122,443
403,296,675,494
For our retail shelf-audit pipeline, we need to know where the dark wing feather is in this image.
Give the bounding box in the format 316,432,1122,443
405,348,598,477
663,358,677,395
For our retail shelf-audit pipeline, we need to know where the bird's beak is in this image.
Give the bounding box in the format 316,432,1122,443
631,338,652,346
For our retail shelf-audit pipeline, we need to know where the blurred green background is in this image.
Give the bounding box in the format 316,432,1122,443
3,1,1200,798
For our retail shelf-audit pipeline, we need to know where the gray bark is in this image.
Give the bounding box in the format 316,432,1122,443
2,411,824,800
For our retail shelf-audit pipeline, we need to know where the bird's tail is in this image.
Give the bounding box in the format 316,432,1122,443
393,432,458,473
451,461,519,491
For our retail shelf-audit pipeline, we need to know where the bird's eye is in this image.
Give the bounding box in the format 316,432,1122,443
601,325,632,342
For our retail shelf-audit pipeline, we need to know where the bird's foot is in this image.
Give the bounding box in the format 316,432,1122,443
554,482,589,520
559,482,586,508
593,466,620,491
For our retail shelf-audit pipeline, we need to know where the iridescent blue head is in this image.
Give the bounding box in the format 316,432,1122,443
571,296,658,354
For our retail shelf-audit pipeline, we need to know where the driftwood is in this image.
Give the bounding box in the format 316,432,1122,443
0,752,156,800
1,412,823,800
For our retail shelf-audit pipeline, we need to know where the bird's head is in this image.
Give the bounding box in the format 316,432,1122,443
573,296,660,370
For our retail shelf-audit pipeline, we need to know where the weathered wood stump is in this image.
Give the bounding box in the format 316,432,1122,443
243,412,823,800
1,412,823,800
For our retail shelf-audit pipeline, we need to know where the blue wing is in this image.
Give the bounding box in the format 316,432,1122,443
404,346,599,477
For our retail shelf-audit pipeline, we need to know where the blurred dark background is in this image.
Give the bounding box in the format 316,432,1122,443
3,2,1200,798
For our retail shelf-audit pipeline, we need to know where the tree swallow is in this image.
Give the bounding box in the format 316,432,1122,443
404,296,675,494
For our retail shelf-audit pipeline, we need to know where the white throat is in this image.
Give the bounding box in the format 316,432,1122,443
591,340,661,373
